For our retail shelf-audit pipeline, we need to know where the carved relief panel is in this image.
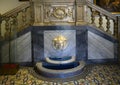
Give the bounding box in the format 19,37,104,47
44,4,75,23
33,0,86,25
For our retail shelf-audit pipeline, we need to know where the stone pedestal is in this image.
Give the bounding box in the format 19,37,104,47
35,61,85,78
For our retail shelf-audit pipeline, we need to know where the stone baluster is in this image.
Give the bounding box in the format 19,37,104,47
90,9,96,25
11,14,18,37
0,14,3,40
22,9,27,29
12,14,18,28
106,16,111,34
98,13,103,30
4,17,10,40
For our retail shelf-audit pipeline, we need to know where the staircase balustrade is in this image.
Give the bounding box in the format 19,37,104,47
0,2,34,40
86,1,119,39
0,0,119,40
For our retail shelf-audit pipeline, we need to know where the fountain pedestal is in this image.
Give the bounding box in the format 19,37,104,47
35,61,85,78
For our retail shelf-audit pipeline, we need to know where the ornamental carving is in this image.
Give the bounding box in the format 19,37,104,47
45,5,74,22
52,7,67,19
52,35,67,50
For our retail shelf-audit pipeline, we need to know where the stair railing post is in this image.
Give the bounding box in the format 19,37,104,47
22,8,27,30
90,9,96,25
114,17,118,38
106,16,111,34
98,13,103,30
4,17,10,40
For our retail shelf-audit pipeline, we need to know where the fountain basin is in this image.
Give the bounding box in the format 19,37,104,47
35,61,85,78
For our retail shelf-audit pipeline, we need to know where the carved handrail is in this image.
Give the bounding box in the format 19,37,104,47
0,2,34,40
2,2,30,17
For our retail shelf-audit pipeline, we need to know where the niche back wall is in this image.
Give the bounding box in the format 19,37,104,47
32,26,88,62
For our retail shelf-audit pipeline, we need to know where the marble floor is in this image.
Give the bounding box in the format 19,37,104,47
0,64,120,85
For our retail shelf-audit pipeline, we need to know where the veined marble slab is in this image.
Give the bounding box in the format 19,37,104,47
1,32,32,63
44,30,76,58
88,31,114,59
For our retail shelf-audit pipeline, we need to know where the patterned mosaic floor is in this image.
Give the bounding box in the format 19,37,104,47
0,64,120,85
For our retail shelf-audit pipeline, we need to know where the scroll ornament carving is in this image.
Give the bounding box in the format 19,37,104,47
67,8,73,17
